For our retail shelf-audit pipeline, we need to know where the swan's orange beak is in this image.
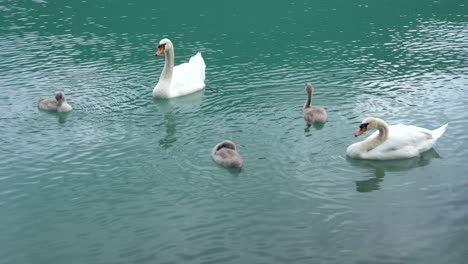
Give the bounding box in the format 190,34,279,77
355,124,368,137
155,45,165,56
355,128,366,137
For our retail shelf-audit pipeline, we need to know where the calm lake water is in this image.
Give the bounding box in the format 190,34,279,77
1,0,467,263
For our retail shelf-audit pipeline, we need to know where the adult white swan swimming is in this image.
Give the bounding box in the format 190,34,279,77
346,117,448,160
153,38,206,98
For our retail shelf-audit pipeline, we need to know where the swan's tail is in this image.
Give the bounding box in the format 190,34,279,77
189,52,205,68
431,123,448,140
189,52,206,82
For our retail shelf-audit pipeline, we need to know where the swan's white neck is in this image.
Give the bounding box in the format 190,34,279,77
365,119,389,151
154,48,175,97
161,48,174,81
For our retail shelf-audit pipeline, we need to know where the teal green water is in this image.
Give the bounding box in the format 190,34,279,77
1,0,467,263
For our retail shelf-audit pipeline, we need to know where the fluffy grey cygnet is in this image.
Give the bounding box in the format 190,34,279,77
211,140,243,168
303,83,327,123
37,91,72,112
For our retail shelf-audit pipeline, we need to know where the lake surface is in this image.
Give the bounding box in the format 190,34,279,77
1,0,467,263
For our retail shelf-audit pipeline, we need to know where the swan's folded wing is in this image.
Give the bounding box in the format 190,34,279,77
171,53,206,96
188,52,206,70
378,124,435,153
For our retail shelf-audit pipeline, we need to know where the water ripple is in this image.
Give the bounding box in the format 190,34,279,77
1,1,467,263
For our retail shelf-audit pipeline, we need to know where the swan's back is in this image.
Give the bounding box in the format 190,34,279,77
383,124,444,153
170,52,206,97
211,140,243,168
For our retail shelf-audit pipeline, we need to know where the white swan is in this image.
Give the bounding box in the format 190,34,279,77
211,140,243,168
37,91,72,112
153,38,206,98
346,117,448,160
303,82,327,123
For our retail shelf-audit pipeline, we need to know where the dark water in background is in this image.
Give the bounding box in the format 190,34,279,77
0,0,467,263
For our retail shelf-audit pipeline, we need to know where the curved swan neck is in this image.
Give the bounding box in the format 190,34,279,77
365,119,389,151
304,90,312,109
160,48,174,80
376,124,389,141
373,118,389,141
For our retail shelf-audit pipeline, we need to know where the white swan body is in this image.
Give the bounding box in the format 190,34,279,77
346,117,447,160
37,91,72,112
303,82,327,123
211,140,243,168
153,38,205,98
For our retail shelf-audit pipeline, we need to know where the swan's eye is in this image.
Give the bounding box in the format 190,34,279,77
158,43,166,49
359,123,369,129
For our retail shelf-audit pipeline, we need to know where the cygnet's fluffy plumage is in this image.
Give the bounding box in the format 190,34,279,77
303,83,327,123
211,140,243,168
37,91,72,112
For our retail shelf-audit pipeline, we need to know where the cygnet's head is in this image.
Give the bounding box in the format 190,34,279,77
55,91,65,102
155,38,173,56
355,117,384,137
305,82,314,94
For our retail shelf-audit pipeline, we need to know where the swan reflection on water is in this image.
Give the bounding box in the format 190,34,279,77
153,90,204,149
38,108,70,124
347,148,442,193
158,111,177,149
305,121,325,131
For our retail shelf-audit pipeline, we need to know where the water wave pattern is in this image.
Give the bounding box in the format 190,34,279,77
1,0,467,263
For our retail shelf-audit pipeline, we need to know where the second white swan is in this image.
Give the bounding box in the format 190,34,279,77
153,38,206,98
346,117,448,160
